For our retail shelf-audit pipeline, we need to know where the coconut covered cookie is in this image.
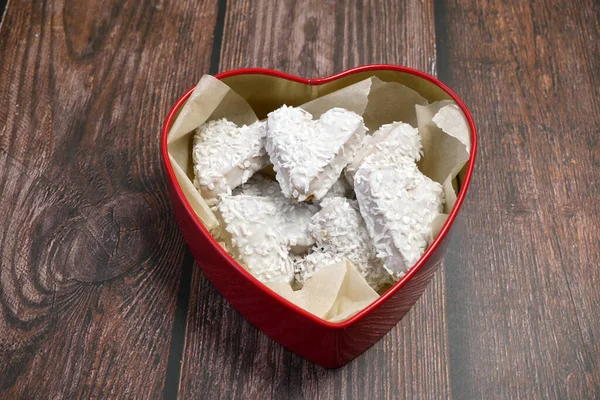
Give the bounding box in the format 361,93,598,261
295,197,394,291
196,110,444,287
266,106,367,201
354,149,443,279
218,194,318,284
193,119,269,204
345,121,422,186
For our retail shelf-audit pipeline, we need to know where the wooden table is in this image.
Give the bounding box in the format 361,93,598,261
1,0,598,398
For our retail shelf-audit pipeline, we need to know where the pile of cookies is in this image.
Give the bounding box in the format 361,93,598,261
192,105,443,292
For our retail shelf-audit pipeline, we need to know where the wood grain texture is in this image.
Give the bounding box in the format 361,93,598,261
219,0,437,77
438,0,600,398
2,0,599,398
0,0,218,397
179,1,452,399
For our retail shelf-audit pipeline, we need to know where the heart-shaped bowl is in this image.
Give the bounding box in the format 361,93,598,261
161,65,477,368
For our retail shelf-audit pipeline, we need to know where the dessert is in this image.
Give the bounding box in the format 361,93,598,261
218,194,318,283
265,106,367,201
296,197,394,291
345,121,422,186
195,108,444,286
193,119,269,203
354,150,443,279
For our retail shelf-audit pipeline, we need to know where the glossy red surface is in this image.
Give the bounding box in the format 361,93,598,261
161,65,477,368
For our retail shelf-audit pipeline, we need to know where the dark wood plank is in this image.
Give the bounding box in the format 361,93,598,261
0,0,7,23
438,0,600,398
178,1,452,399
0,0,218,397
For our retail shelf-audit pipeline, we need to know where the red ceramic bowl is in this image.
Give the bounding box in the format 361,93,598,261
161,65,477,368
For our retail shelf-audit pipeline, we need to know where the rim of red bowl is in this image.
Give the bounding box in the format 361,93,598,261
161,64,477,329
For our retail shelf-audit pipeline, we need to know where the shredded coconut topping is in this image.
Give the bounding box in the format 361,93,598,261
194,111,443,288
218,194,318,284
295,197,393,291
193,119,269,202
345,121,422,186
266,106,367,201
354,149,443,279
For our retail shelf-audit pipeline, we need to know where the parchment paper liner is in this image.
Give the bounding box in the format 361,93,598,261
167,74,470,322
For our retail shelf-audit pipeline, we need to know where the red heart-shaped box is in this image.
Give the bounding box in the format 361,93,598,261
161,65,477,368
